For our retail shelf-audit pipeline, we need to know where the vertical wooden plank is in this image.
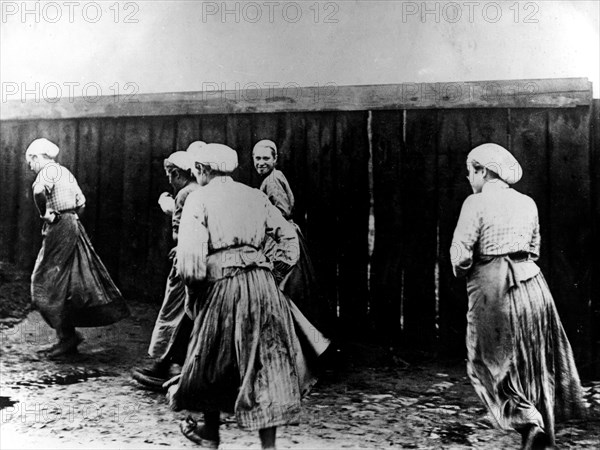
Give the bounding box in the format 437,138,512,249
119,118,153,299
0,122,22,263
76,120,101,240
370,110,403,344
437,110,472,355
226,114,254,186
402,110,439,350
335,112,370,339
175,117,201,151
304,112,338,331
548,107,592,372
286,113,308,231
15,121,44,270
509,109,551,276
96,118,124,286
591,100,600,376
200,114,227,145
147,116,177,301
55,120,79,173
469,109,508,148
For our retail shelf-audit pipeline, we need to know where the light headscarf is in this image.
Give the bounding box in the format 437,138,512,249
188,143,238,173
25,138,59,159
253,139,278,158
467,143,523,185
164,151,193,171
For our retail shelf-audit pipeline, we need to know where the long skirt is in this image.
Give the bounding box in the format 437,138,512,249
280,225,333,335
466,266,587,444
174,267,302,431
31,213,130,330
147,254,192,363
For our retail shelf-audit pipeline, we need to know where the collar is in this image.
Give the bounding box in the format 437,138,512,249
206,175,233,186
482,179,509,192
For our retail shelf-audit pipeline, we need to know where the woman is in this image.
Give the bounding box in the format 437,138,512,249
133,147,200,389
253,139,332,337
450,143,587,449
26,138,129,358
172,143,304,449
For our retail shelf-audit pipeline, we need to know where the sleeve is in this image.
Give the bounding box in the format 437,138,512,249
171,191,188,242
75,185,86,208
262,173,293,219
264,197,299,268
529,204,541,261
32,166,56,196
176,192,209,284
450,195,481,278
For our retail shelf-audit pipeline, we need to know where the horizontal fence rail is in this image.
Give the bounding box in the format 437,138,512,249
1,80,597,376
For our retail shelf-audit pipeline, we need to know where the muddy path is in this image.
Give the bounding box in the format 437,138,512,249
1,265,599,449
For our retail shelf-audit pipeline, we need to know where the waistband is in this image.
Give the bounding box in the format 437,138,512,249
479,251,531,263
206,245,271,281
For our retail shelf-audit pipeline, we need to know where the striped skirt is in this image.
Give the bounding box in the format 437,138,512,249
466,268,587,444
173,267,302,430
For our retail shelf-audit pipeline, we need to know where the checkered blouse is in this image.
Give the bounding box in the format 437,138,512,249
450,182,540,277
32,162,86,212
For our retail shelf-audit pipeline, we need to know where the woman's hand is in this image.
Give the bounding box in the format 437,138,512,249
158,192,175,215
40,210,59,224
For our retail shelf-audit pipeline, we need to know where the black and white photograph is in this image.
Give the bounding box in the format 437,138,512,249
1,1,599,448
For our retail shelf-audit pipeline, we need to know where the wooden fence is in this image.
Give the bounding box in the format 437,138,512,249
1,78,598,376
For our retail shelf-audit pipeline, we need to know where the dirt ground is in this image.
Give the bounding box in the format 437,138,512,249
1,263,599,449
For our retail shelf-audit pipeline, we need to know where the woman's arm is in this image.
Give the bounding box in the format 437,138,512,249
450,195,481,278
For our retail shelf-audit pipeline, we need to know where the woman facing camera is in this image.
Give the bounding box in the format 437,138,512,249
252,139,332,337
450,143,587,449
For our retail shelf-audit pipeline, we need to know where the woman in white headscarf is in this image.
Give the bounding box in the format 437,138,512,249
252,139,332,336
451,143,587,449
25,138,129,358
171,143,304,450
133,147,200,389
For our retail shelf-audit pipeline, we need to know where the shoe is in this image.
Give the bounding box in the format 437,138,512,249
37,341,60,354
180,416,219,448
132,360,169,391
48,332,83,358
522,425,553,450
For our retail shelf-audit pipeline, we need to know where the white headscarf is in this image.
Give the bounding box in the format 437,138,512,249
164,151,194,171
467,143,523,184
253,139,278,158
25,138,59,159
188,143,238,173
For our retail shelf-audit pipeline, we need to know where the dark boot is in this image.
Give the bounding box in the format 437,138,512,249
132,359,169,390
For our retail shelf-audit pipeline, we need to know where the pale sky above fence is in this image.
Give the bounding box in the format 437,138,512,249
1,1,599,101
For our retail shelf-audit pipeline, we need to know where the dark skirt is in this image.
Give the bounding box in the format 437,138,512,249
174,267,302,430
31,213,130,329
466,268,587,444
276,225,333,336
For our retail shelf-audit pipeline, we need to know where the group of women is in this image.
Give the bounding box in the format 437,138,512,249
25,136,588,449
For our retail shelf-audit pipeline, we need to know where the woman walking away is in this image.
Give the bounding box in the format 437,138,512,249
253,139,333,340
26,138,129,358
132,148,200,389
450,143,587,449
171,143,303,449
